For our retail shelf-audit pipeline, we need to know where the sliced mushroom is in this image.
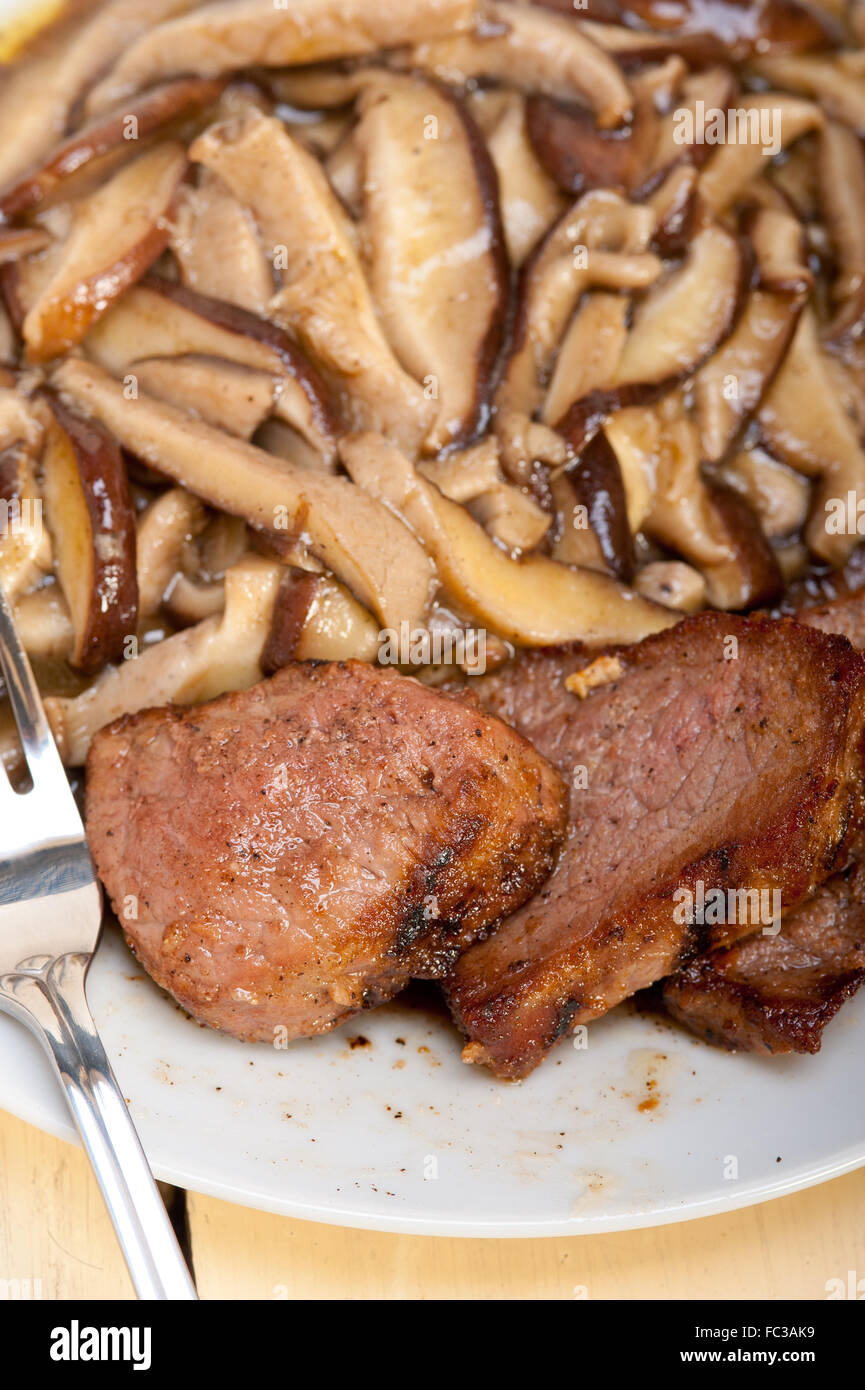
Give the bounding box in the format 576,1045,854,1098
768,131,822,222
758,307,865,564
629,53,688,106
252,419,330,473
419,437,503,503
754,55,865,135
549,470,607,573
557,221,745,451
694,208,812,463
602,405,656,533
295,110,357,162
0,0,203,189
646,164,698,257
552,431,635,582
495,412,570,485
0,303,14,364
698,94,823,214
819,346,865,440
521,54,702,202
52,359,436,631
262,569,380,670
633,560,706,614
717,446,811,541
542,290,629,427
0,386,44,454
406,1,633,128
135,487,208,620
355,77,509,453
341,432,673,646
191,111,434,455
39,392,138,673
169,173,275,314
576,15,728,65
0,233,65,335
818,121,865,305
699,483,783,611
45,555,284,767
0,228,52,266
132,355,279,439
606,399,782,608
86,277,341,466
13,585,74,661
0,48,74,195
0,434,50,604
198,512,249,580
467,483,551,553
163,573,226,627
644,409,734,569
641,65,739,193
525,95,654,197
496,190,660,420
22,143,188,363
0,78,223,220
604,399,729,568
325,131,363,220
266,65,384,112
86,0,477,112
481,93,567,265
571,0,837,60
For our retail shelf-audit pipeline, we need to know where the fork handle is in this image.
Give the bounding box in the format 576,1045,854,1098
4,955,197,1300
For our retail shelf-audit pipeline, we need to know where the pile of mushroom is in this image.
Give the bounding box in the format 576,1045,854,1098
1,0,864,762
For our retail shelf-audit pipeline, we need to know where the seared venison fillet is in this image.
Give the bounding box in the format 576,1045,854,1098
444,613,865,1078
86,661,567,1042
661,856,865,1055
659,572,865,1054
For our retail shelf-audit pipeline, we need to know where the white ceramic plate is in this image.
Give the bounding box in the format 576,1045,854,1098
1,0,864,1237
1,925,864,1236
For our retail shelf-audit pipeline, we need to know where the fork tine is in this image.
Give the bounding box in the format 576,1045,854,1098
0,581,77,809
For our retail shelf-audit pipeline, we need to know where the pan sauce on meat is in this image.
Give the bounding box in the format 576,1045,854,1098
2,3,865,1071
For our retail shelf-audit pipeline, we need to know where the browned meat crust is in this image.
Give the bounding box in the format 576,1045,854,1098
444,612,865,1078
86,661,567,1043
661,858,865,1055
659,561,865,1054
796,593,865,650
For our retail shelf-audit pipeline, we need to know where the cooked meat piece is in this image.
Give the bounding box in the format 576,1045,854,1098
444,613,865,1078
661,856,865,1055
797,595,865,653
86,661,567,1043
659,559,865,1053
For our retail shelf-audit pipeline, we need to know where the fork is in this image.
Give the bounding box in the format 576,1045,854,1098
0,582,197,1300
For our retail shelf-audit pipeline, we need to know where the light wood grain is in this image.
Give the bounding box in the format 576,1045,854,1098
186,1170,865,1301
0,1110,134,1300
2,1108,863,1300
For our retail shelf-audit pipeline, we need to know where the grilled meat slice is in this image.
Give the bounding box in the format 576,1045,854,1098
86,661,567,1043
662,857,865,1055
658,561,865,1054
444,613,865,1078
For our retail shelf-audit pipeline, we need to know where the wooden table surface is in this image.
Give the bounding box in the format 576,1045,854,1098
1,1107,862,1300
